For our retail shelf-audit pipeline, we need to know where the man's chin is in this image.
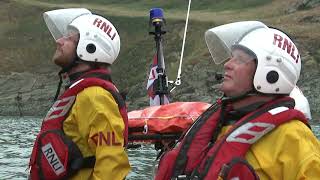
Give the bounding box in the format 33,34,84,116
220,82,231,91
220,84,235,96
52,58,65,68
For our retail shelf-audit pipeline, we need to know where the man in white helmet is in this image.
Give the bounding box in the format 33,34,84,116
155,21,320,180
29,8,130,180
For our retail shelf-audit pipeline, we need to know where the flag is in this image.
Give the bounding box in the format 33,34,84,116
147,55,169,106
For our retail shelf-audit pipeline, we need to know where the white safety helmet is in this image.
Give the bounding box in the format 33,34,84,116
43,8,120,64
290,86,312,120
205,21,301,94
237,28,301,94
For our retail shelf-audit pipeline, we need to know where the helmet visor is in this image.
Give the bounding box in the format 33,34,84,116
43,8,91,40
205,21,267,64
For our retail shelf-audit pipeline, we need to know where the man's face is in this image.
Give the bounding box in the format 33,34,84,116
220,48,256,97
52,33,79,68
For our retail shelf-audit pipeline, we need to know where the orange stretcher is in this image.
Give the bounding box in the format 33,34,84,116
128,102,211,142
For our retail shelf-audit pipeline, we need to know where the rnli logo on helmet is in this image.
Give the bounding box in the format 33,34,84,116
273,33,300,63
93,18,117,41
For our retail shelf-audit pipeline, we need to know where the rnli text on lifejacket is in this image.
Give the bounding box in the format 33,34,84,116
90,131,122,146
41,143,66,175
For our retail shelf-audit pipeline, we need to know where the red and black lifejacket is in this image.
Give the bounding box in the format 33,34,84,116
29,69,128,180
155,97,308,180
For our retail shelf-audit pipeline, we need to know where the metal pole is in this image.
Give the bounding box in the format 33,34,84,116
149,8,169,105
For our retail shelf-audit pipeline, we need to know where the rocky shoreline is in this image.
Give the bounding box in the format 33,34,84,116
0,0,319,120
0,57,319,121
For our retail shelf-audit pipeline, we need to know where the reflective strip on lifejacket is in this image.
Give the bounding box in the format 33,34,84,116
69,79,84,89
268,106,288,115
44,96,76,122
226,106,291,144
226,122,275,144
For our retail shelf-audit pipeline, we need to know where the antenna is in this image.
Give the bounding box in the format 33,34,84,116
174,0,192,86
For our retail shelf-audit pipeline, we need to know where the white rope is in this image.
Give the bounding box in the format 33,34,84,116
175,0,192,86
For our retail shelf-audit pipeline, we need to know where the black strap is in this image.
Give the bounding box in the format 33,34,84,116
219,157,259,180
81,156,96,168
53,71,63,101
68,156,96,179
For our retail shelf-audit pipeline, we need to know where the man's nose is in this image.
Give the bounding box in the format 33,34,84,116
224,57,234,70
56,37,65,46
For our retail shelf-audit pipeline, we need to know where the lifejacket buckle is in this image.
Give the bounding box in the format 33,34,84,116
175,174,200,180
143,120,148,134
176,174,187,179
218,164,230,180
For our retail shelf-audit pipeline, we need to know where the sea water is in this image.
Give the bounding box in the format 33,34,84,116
0,117,319,180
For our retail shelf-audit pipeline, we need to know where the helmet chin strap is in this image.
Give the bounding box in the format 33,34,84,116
53,56,81,101
53,72,64,101
60,56,82,74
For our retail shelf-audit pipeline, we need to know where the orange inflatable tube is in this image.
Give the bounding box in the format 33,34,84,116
128,102,211,137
